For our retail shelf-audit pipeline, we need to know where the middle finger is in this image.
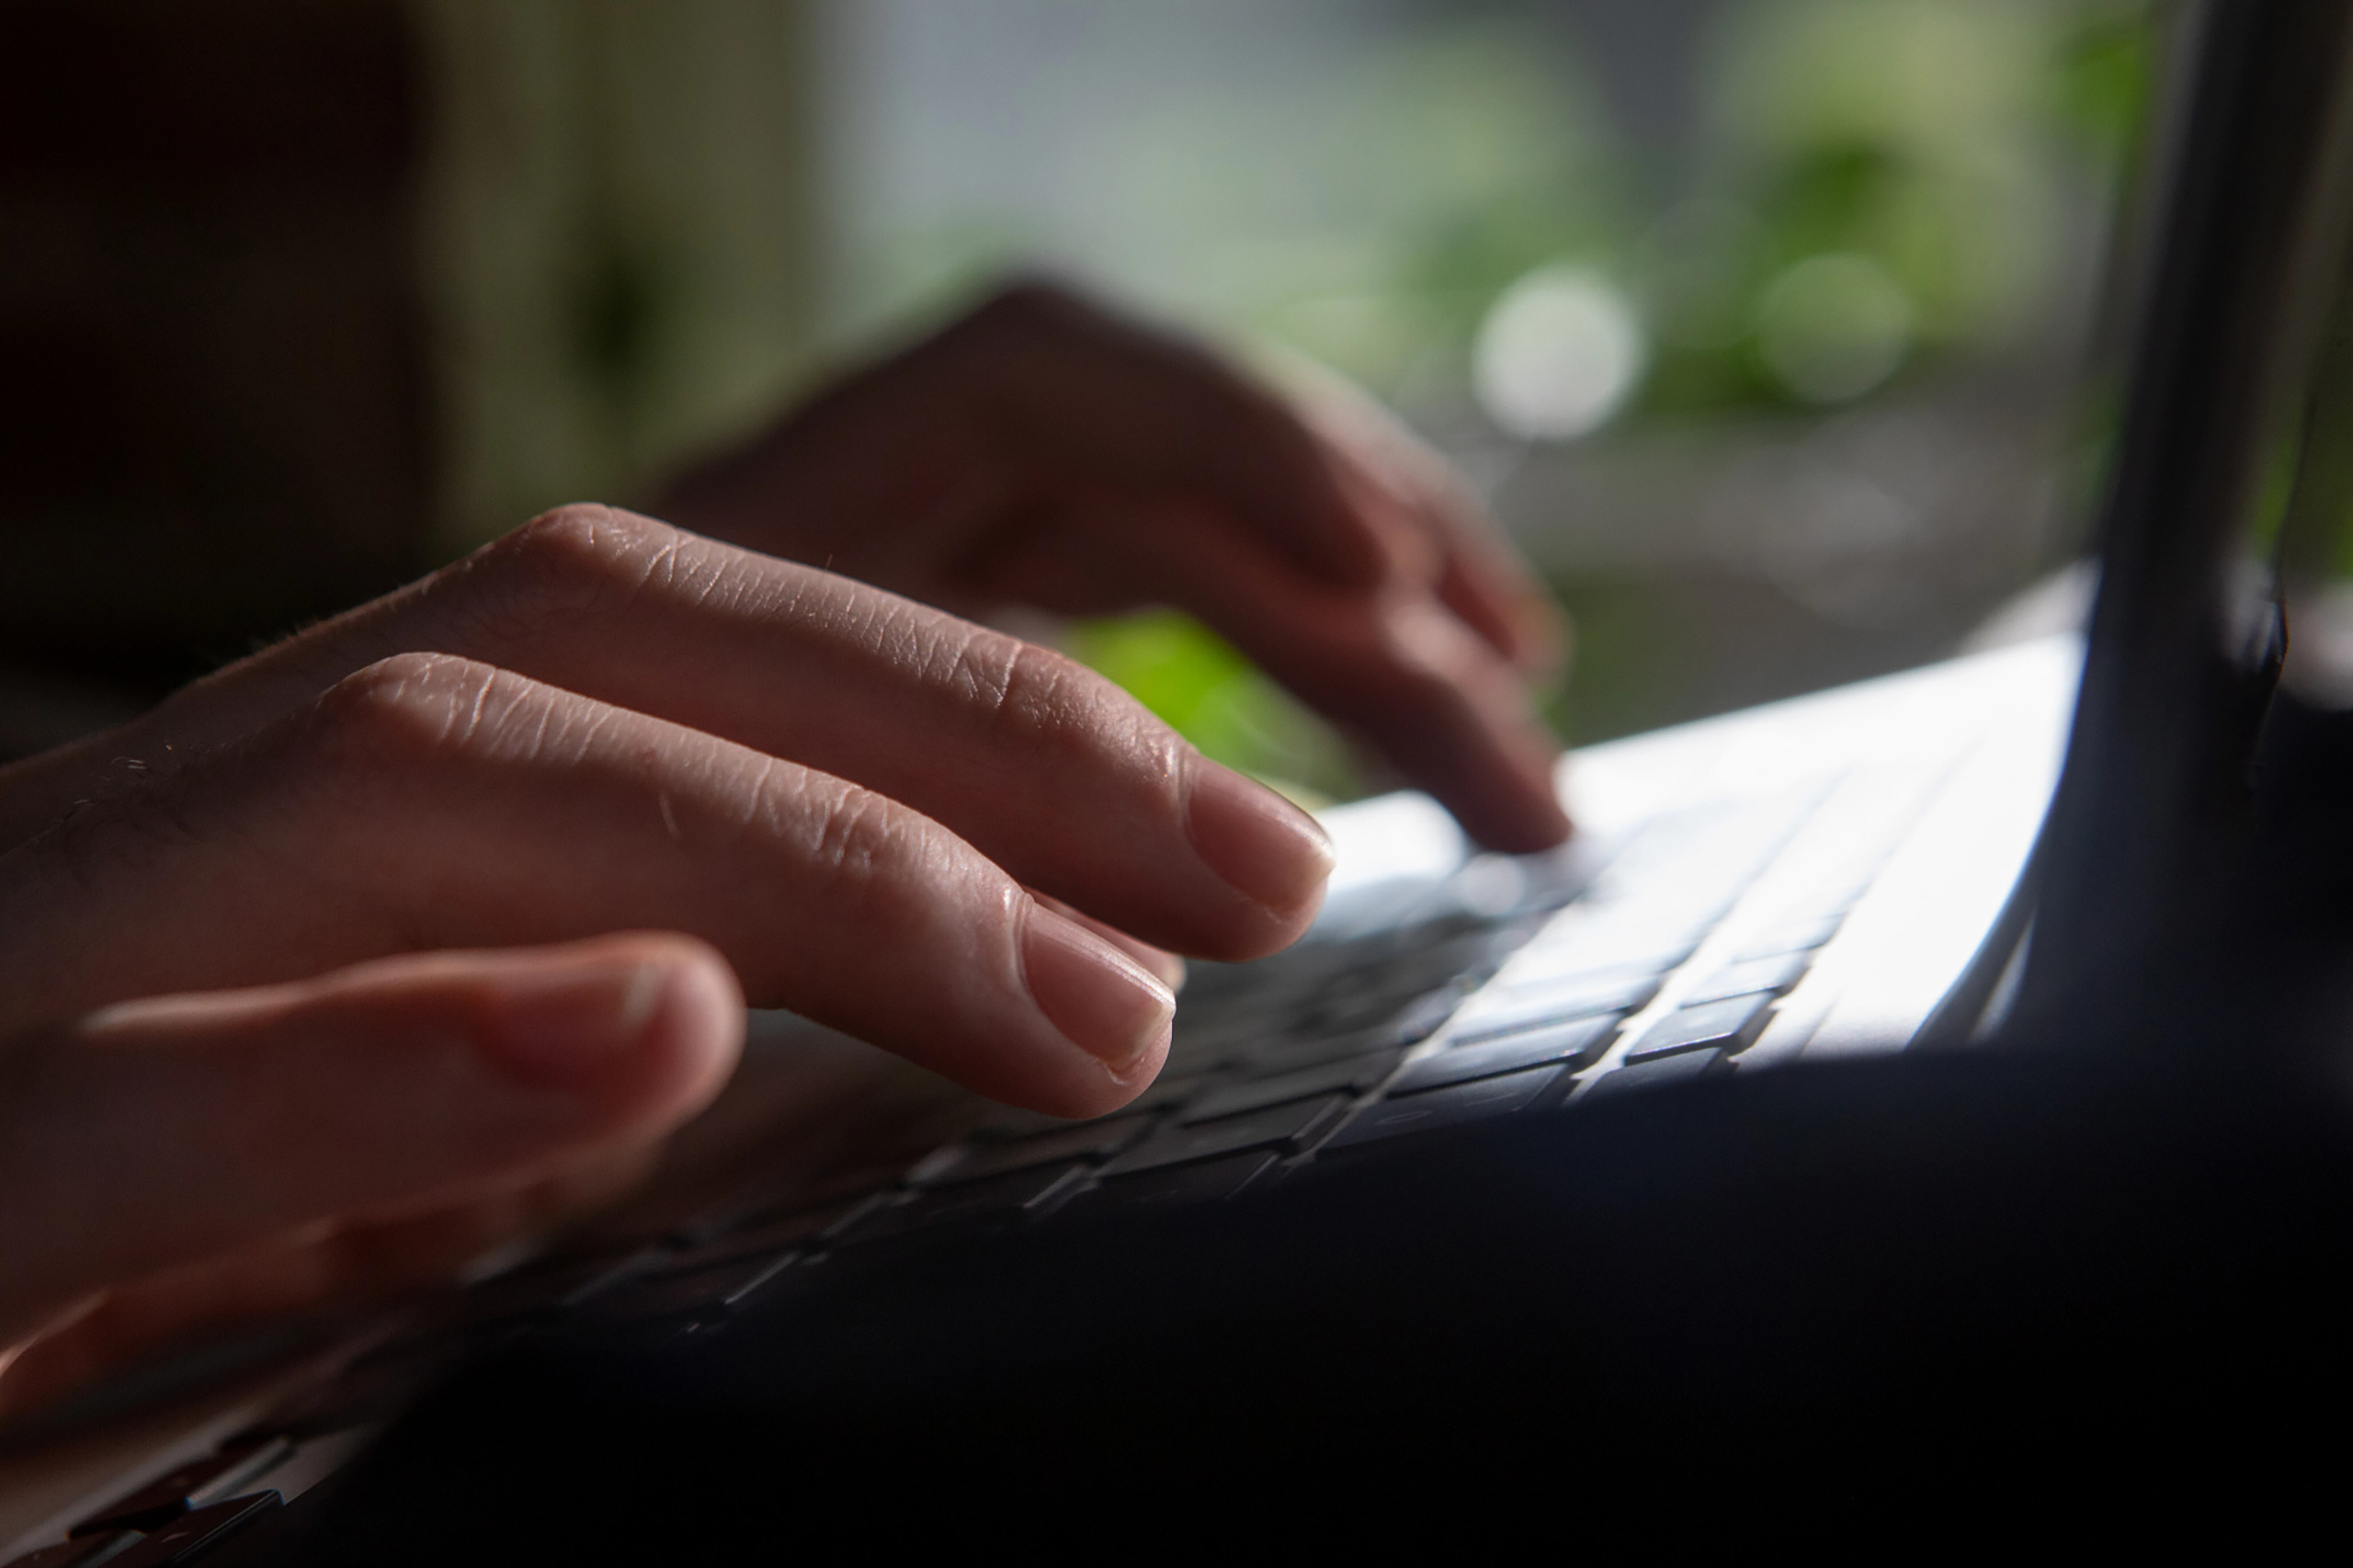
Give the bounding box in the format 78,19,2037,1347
61,506,1331,961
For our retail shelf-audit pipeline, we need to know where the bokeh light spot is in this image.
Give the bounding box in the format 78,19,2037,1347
1755,251,1915,404
1473,266,1646,440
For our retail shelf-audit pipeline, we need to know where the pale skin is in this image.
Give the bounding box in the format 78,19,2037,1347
0,284,1570,1417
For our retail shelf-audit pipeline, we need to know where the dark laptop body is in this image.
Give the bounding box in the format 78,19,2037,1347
55,1,2353,1556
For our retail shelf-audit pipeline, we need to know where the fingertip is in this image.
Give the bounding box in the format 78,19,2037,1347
1477,794,1575,855
1023,891,1188,992
629,934,748,1119
473,935,744,1131
1019,903,1176,1078
1465,730,1574,855
1184,761,1335,950
1452,726,1573,853
1142,949,1189,994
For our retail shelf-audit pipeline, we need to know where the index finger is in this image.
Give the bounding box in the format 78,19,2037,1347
0,655,1183,1117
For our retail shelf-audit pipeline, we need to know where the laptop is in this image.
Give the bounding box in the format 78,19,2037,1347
11,0,2353,1556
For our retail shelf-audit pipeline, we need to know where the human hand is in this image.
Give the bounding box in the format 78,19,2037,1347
0,934,733,1417
657,281,1574,852
0,508,1333,1409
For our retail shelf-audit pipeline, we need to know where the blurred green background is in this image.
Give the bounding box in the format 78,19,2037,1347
822,0,2151,797
419,0,2157,801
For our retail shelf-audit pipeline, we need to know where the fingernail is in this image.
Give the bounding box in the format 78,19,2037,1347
1145,951,1189,994
1021,903,1175,1073
1186,762,1336,913
480,960,666,1086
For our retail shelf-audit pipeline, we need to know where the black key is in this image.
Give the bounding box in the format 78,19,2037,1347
1734,915,1844,961
243,1342,453,1441
1679,950,1810,1007
673,1197,862,1264
363,1243,652,1361
1099,1096,1349,1177
910,1113,1153,1187
1388,986,1471,1045
1289,949,1479,1030
589,1251,799,1324
104,1494,279,1568
5,1534,142,1568
1162,1016,1270,1074
1057,1151,1279,1220
1320,1065,1565,1152
1238,1028,1398,1078
836,1162,1085,1246
226,1429,375,1510
74,1439,291,1536
1389,1015,1618,1095
1179,1051,1397,1123
972,1072,1203,1139
1287,984,1417,1036
669,1163,903,1244
1580,1049,1728,1098
469,1244,653,1317
1446,971,1657,1043
1622,994,1774,1063
688,1179,911,1251
1242,987,1465,1078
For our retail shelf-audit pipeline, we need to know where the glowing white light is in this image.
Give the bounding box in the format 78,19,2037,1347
1472,267,1646,441
1755,252,1914,405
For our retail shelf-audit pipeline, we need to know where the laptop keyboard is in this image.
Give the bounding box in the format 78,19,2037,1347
5,773,1937,1567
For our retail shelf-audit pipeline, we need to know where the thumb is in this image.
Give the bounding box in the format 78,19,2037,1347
0,934,743,1344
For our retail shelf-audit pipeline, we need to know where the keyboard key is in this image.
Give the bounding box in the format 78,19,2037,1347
1678,950,1811,1006
909,1114,1153,1187
6,1534,142,1568
1057,1151,1279,1220
1622,994,1774,1063
368,1244,650,1357
1517,931,1700,978
1734,915,1845,961
1580,1049,1728,1098
1391,986,1472,1043
104,1494,279,1568
674,1196,862,1263
1099,1096,1350,1177
1446,971,1656,1043
236,1429,376,1507
1290,982,1446,1037
1390,1015,1618,1094
1179,1051,1398,1123
74,1439,291,1536
836,1162,1086,1246
244,1339,459,1440
1322,1065,1565,1151
1487,951,1665,996
669,1164,903,1245
967,1071,1206,1142
1519,903,1720,969
1163,1014,1272,1073
589,1251,800,1324
1239,1027,1403,1078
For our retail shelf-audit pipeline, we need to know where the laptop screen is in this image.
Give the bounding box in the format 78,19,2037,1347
2026,0,2353,1021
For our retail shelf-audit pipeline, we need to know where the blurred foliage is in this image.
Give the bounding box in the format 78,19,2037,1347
1634,0,2151,418
837,0,2157,793
1062,612,1360,806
